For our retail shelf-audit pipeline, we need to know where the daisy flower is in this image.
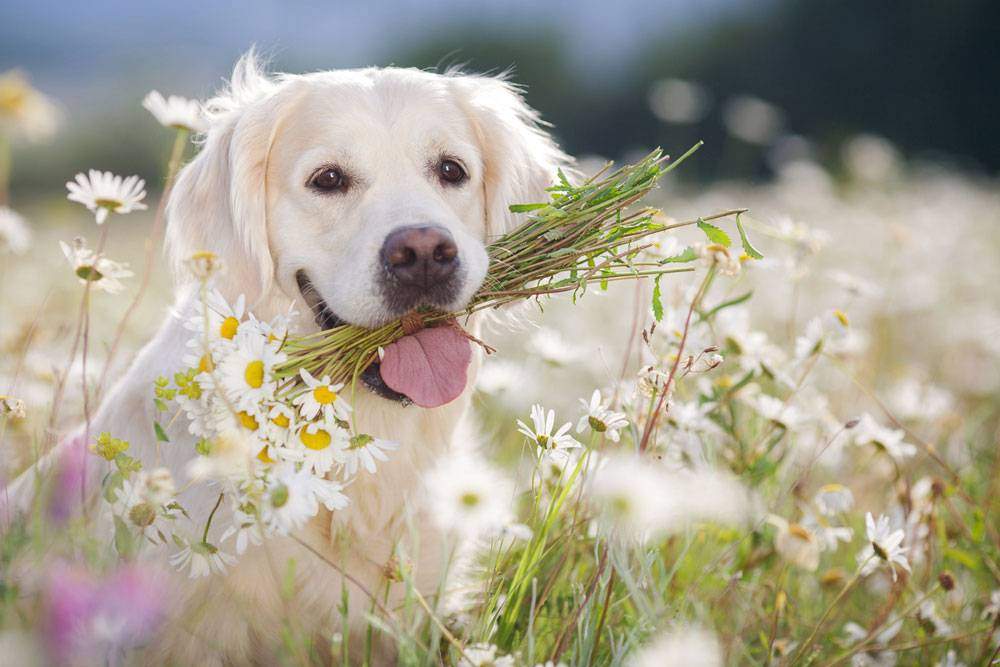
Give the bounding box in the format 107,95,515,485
60,238,134,293
769,516,820,571
112,478,160,536
292,369,351,423
0,69,59,141
814,483,854,516
169,539,237,578
186,290,247,350
424,455,514,538
631,627,723,667
297,421,346,476
261,463,348,535
141,90,208,133
222,506,264,555
184,250,223,280
517,404,580,451
216,331,285,414
576,390,628,441
66,170,147,224
337,433,399,478
0,207,32,255
0,395,26,420
262,402,298,449
852,413,917,462
457,643,515,667
857,512,911,580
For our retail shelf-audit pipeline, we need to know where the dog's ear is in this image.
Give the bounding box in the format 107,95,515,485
166,52,291,301
451,73,573,237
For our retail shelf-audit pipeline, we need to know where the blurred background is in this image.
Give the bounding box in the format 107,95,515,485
2,0,999,196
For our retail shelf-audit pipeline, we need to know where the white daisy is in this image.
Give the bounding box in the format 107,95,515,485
857,512,910,581
576,390,628,442
852,413,917,462
186,290,247,350
769,515,821,571
222,506,264,555
0,395,26,420
814,484,854,516
297,421,347,476
425,455,514,538
216,331,285,414
337,433,399,478
184,250,224,280
631,627,723,667
66,169,147,224
457,643,515,667
261,402,298,450
169,538,237,578
0,69,60,141
517,404,580,451
261,463,348,535
0,207,31,255
142,90,208,133
292,369,351,423
112,478,160,537
60,238,134,293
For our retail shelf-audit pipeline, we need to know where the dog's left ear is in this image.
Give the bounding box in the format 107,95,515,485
450,73,574,238
166,52,299,303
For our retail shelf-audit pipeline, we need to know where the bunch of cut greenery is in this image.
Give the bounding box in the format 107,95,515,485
279,143,750,387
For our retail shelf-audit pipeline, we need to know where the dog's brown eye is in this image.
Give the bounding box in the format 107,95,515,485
309,167,348,192
438,159,467,185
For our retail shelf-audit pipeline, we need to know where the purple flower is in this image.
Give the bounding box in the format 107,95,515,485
47,434,88,523
43,563,167,664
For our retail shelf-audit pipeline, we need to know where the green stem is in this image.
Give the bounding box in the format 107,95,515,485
202,491,224,543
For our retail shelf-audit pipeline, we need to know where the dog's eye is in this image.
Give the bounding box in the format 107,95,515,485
438,159,467,185
309,167,348,193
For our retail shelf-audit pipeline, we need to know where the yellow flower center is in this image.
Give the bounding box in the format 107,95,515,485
237,411,259,431
271,413,290,428
244,360,264,388
300,428,332,450
93,198,123,211
198,354,214,373
313,385,337,405
219,316,239,340
256,446,274,464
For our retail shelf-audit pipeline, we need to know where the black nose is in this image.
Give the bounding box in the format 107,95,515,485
381,225,459,289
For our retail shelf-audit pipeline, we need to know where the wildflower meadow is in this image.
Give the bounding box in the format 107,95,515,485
1,63,999,667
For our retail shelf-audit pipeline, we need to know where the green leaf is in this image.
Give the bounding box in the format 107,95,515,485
154,421,170,443
660,246,698,264
508,203,548,213
735,213,764,259
944,547,979,569
702,290,754,321
153,398,168,413
114,515,137,559
697,219,731,247
651,275,664,322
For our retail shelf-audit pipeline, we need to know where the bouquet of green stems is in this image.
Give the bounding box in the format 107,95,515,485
279,143,739,389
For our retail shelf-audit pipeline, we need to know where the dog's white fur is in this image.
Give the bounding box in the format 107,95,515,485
9,54,569,664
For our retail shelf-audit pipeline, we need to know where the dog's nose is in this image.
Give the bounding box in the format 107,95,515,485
381,225,459,288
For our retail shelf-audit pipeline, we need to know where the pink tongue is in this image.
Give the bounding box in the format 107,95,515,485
379,324,472,408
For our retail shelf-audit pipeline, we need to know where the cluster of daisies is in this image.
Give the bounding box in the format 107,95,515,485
48,87,403,576
135,285,400,577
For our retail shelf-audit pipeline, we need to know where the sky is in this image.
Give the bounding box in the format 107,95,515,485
1,0,747,106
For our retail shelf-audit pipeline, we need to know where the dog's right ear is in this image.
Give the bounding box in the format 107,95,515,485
166,51,288,303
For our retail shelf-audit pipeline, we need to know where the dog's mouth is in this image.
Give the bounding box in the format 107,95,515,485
296,270,409,404
295,270,472,408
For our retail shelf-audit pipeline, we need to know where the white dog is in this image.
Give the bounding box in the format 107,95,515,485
11,53,569,664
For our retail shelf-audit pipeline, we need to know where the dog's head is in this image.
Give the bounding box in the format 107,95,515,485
166,53,570,404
